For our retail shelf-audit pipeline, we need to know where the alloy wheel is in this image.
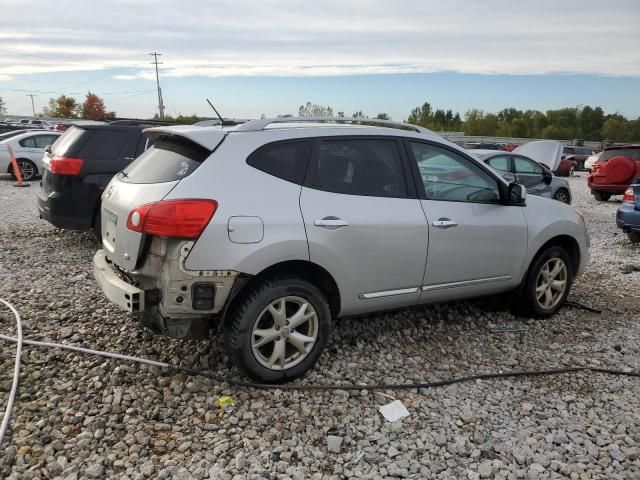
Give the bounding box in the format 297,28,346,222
17,161,35,181
535,258,568,310
251,296,319,370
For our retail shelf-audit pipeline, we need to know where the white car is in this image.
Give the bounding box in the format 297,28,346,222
584,153,600,172
0,130,62,181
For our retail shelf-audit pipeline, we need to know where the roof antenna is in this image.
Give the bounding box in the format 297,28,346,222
206,99,224,124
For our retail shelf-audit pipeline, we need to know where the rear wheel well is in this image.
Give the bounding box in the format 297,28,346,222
533,235,580,276
224,260,341,323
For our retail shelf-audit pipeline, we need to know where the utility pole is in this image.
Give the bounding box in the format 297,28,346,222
149,52,165,119
26,94,37,117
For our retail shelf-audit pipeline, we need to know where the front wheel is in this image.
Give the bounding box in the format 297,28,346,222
627,232,640,244
553,188,571,204
11,159,37,181
592,191,611,202
225,275,331,383
515,246,573,318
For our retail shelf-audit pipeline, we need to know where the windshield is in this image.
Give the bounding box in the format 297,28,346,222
600,148,640,162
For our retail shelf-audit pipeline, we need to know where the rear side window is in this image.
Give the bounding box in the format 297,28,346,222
18,136,36,148
247,141,311,184
77,130,129,161
33,135,59,148
487,155,511,172
513,156,543,174
310,139,407,198
120,137,210,184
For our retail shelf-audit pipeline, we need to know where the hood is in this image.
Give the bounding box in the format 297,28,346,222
513,140,563,172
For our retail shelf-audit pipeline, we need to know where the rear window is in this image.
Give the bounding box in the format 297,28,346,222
119,137,210,184
51,127,86,157
600,148,640,162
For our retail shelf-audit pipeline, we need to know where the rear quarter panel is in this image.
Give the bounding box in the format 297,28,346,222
176,132,310,274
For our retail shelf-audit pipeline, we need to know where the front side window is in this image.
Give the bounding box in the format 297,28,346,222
486,155,511,172
513,156,543,174
409,142,500,203
246,141,312,184
310,139,407,198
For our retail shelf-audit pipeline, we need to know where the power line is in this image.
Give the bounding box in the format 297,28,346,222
149,52,165,119
0,87,155,95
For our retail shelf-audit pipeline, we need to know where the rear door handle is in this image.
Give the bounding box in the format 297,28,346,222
314,218,349,228
432,218,458,229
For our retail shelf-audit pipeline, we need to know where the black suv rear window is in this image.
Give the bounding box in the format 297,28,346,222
51,127,86,157
246,141,312,184
119,137,210,184
77,130,130,160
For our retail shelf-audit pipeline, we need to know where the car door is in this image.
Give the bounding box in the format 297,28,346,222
405,140,528,303
299,136,428,316
512,155,548,196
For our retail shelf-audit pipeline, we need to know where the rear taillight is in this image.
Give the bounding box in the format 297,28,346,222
126,199,217,239
623,188,635,203
49,156,84,175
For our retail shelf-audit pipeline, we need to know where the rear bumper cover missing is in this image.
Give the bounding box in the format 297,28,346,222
93,250,145,313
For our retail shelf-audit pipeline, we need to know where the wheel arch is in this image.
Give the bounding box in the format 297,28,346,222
532,234,580,277
7,157,38,176
222,259,341,325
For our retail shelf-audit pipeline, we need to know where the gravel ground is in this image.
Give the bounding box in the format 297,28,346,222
1,173,639,480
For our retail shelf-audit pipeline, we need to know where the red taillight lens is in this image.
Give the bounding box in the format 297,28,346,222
49,156,84,175
126,199,217,239
623,188,635,203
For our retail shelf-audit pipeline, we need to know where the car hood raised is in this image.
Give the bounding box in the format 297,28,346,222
513,140,562,172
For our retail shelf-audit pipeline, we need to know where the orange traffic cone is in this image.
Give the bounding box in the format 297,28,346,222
7,145,30,188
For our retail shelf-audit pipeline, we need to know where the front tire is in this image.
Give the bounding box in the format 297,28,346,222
11,159,37,181
515,246,573,318
553,188,571,204
592,191,611,202
225,275,331,383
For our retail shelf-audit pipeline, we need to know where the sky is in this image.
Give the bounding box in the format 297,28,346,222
0,0,639,120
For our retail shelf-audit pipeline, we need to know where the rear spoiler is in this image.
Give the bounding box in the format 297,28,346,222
143,126,227,151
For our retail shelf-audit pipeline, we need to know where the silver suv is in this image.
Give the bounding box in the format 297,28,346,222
93,118,589,382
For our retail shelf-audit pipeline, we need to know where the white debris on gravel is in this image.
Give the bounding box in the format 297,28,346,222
1,173,639,479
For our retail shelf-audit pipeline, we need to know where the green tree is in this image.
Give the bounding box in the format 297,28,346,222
375,113,390,120
352,110,366,118
43,95,78,118
463,109,498,136
601,116,629,142
298,102,333,117
0,96,6,115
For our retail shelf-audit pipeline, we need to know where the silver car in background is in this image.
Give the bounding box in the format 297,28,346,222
93,118,589,382
471,149,573,204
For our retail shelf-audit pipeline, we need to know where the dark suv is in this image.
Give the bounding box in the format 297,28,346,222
37,123,155,237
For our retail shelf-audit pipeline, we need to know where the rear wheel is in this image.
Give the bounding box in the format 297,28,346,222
225,275,331,383
515,246,573,318
553,188,571,204
627,232,640,244
592,191,611,202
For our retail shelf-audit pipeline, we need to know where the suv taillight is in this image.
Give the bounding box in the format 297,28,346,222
623,188,635,203
49,156,84,175
126,199,217,239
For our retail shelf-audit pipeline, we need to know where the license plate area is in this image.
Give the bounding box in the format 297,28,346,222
103,207,118,251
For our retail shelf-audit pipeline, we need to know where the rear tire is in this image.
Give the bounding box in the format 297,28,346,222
514,246,573,318
224,275,331,383
627,232,640,244
592,191,611,202
553,188,571,204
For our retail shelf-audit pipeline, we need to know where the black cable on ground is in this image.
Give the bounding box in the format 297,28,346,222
565,300,603,314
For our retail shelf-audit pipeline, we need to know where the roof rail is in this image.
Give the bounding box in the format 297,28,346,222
234,116,433,134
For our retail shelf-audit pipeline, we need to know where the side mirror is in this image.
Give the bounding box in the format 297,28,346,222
508,182,526,204
542,169,552,185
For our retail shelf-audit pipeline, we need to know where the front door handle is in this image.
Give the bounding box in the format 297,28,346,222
315,218,349,228
432,218,458,229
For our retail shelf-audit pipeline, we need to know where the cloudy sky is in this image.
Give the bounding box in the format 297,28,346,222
0,0,639,119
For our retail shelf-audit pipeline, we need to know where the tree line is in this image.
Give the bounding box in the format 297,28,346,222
38,92,115,121
297,101,640,142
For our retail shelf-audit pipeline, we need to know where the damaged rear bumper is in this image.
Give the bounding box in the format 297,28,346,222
93,250,145,313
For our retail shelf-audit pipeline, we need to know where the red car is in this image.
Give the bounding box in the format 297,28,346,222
555,157,577,177
588,145,640,201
